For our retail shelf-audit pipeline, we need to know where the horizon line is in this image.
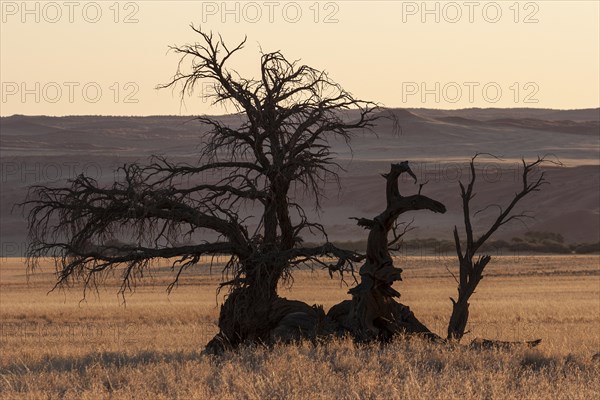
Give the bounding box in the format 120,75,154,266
2,106,599,119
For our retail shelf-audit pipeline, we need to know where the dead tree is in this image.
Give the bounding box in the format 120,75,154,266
328,162,446,342
447,155,555,341
21,27,383,352
329,157,549,348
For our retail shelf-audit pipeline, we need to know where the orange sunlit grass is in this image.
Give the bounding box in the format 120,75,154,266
1,255,598,399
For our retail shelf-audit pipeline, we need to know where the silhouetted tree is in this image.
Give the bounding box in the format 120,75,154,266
447,155,556,341
22,26,384,351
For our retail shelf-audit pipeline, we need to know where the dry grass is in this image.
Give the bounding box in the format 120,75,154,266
1,255,599,399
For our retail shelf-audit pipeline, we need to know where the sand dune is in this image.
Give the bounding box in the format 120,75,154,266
1,108,598,255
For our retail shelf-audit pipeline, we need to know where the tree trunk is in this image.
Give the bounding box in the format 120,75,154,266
447,298,470,341
205,259,283,353
331,163,447,342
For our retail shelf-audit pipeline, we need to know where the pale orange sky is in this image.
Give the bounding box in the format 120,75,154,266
1,1,599,116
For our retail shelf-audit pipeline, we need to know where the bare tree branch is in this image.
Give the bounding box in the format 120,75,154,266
447,154,560,340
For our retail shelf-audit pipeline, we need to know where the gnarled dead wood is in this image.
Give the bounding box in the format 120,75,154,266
331,162,446,341
326,158,548,351
447,155,559,341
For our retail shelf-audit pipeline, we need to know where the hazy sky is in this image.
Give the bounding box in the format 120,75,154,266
1,1,599,115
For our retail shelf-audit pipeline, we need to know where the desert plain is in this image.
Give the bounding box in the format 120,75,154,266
0,254,599,399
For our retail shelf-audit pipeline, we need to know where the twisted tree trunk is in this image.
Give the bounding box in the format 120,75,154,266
209,263,281,350
331,162,447,342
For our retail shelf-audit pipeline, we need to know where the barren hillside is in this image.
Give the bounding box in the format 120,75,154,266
1,108,598,255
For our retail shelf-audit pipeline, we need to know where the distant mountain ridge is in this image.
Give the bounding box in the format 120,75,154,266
1,108,598,255
433,116,599,136
407,107,600,122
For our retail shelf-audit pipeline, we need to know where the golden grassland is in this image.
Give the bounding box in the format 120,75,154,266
0,255,599,399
